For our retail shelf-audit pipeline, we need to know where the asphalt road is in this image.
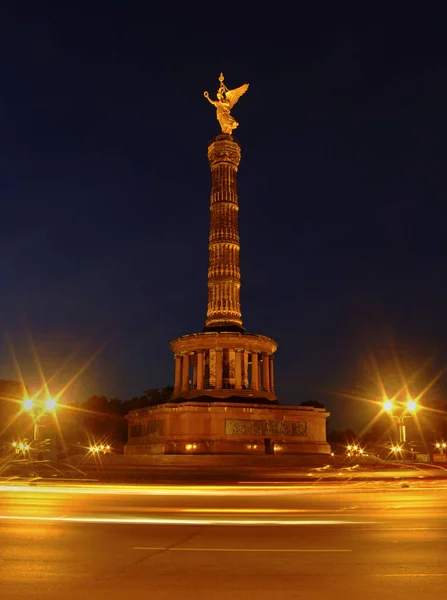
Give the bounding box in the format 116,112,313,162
1,480,447,599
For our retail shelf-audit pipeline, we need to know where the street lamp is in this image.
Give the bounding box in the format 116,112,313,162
45,398,57,411
390,444,403,459
23,397,57,441
407,399,417,413
23,398,34,411
382,396,418,446
383,399,393,412
435,442,447,454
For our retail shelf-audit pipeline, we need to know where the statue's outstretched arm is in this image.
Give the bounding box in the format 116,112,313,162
204,91,217,106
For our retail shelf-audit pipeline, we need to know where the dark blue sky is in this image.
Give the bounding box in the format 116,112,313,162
1,2,446,429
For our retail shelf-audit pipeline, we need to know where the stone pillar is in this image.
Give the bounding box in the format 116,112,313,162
243,349,249,389
174,354,182,392
228,349,235,385
235,348,243,390
208,349,216,388
196,351,204,390
263,354,270,392
204,135,244,332
251,352,259,391
269,355,275,392
215,348,223,390
192,355,197,389
181,354,189,391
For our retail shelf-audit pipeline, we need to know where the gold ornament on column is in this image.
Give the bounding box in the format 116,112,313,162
204,73,249,134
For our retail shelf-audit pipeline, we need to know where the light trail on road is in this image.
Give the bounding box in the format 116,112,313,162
132,547,353,552
0,482,362,496
1,480,445,527
1,479,446,497
0,514,367,526
2,481,447,599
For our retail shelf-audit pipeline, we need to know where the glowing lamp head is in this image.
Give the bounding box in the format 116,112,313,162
407,399,417,413
45,398,56,411
383,399,393,412
436,443,441,448
23,398,34,411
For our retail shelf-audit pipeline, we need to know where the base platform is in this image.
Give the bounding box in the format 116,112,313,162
125,401,330,456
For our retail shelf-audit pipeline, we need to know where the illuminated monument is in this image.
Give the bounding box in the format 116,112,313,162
125,74,330,455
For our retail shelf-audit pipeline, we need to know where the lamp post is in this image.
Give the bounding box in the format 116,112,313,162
435,442,447,454
23,397,57,441
382,396,418,446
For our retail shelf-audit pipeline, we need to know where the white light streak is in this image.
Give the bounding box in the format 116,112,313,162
0,514,372,527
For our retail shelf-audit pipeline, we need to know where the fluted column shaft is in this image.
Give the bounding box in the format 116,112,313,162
196,351,204,390
174,355,182,392
205,134,243,331
235,349,243,390
181,354,189,391
269,356,275,392
262,354,270,392
251,353,259,391
215,348,223,390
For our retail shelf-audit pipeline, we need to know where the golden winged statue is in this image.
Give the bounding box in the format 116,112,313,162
204,73,249,134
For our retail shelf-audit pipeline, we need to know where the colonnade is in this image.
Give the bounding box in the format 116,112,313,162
173,348,275,394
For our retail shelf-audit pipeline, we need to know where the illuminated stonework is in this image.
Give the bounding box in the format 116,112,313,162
125,80,331,456
170,133,278,403
170,332,277,402
126,402,330,456
205,134,243,330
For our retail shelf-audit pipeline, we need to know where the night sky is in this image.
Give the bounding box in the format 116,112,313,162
1,3,447,429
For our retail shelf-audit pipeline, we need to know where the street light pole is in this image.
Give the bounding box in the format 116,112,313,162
23,397,57,442
33,420,40,442
383,396,418,452
398,423,406,444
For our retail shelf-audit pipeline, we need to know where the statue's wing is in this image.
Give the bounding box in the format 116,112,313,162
226,83,249,109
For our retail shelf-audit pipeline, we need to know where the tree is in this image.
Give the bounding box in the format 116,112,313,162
143,387,173,406
0,379,29,443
